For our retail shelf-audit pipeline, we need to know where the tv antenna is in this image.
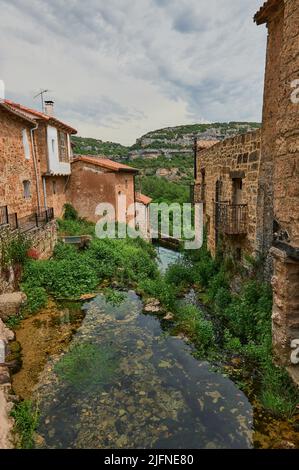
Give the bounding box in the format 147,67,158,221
33,89,52,112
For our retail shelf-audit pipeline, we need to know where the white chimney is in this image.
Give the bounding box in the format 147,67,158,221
44,100,54,116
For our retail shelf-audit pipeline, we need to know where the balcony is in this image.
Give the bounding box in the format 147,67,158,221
215,202,248,235
0,206,54,232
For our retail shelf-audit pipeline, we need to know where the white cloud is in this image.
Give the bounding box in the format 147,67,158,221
0,0,267,145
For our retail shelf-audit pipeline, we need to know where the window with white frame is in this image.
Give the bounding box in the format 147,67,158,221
22,129,30,160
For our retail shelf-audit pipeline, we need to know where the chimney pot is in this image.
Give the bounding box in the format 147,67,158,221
44,100,54,116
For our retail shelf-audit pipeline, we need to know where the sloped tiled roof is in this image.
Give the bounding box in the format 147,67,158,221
0,101,37,125
135,193,152,205
4,99,77,134
72,155,139,173
254,0,282,25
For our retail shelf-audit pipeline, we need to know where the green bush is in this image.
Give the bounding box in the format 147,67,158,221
21,285,48,314
174,304,215,356
22,258,98,298
1,232,31,268
57,218,95,237
138,277,177,310
11,400,40,449
63,203,78,221
165,262,194,290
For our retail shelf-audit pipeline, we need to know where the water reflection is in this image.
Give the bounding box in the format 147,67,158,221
35,292,253,449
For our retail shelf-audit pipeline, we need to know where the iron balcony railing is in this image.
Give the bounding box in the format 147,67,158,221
0,206,55,233
215,202,248,235
0,205,9,226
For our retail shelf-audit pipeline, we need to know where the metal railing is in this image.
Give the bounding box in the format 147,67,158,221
0,205,8,226
0,206,54,233
215,202,248,235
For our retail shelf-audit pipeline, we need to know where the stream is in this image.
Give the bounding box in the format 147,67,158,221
32,247,253,449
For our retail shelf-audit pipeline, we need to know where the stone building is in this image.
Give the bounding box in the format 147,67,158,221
194,0,299,375
0,102,40,219
3,99,77,218
194,133,263,260
254,0,299,372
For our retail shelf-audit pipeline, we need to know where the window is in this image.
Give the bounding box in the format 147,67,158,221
52,180,57,195
23,180,31,199
22,129,30,160
51,139,55,154
58,131,68,162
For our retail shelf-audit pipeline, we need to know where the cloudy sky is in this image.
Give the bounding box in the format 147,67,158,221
0,0,267,145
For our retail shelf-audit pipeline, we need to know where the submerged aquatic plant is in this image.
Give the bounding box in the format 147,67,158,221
104,288,126,306
54,343,118,391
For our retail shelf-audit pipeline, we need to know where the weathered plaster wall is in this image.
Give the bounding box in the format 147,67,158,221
67,160,135,225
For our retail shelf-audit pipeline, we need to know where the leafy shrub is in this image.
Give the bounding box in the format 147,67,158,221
21,285,47,314
1,232,31,268
165,262,194,290
63,203,78,221
138,277,177,310
11,400,40,449
57,218,95,237
174,304,215,356
22,258,98,298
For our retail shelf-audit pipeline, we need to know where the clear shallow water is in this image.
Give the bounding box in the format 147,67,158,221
34,247,253,449
156,246,182,273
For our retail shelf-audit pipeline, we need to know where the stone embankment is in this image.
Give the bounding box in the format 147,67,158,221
0,318,15,449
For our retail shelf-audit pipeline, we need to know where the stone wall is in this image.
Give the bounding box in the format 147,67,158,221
0,108,38,217
194,130,262,259
257,0,299,368
0,220,57,294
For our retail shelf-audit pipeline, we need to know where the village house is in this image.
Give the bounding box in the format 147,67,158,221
0,99,153,250
0,101,40,222
67,155,152,239
194,0,299,374
3,99,77,219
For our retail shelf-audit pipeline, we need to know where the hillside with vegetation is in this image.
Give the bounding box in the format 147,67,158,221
72,122,261,204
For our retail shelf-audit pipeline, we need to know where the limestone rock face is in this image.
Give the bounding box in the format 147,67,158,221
0,292,27,320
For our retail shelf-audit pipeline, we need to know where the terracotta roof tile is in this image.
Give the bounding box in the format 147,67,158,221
0,101,37,125
72,155,139,173
135,193,152,205
4,99,77,134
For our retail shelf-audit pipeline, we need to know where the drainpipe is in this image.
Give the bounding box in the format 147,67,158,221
30,123,41,213
42,177,48,209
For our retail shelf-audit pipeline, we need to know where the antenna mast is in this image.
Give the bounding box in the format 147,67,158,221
33,89,50,112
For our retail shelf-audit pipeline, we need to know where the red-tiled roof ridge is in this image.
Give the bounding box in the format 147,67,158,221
4,99,77,134
135,193,152,205
254,0,282,25
0,101,37,125
72,155,139,173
